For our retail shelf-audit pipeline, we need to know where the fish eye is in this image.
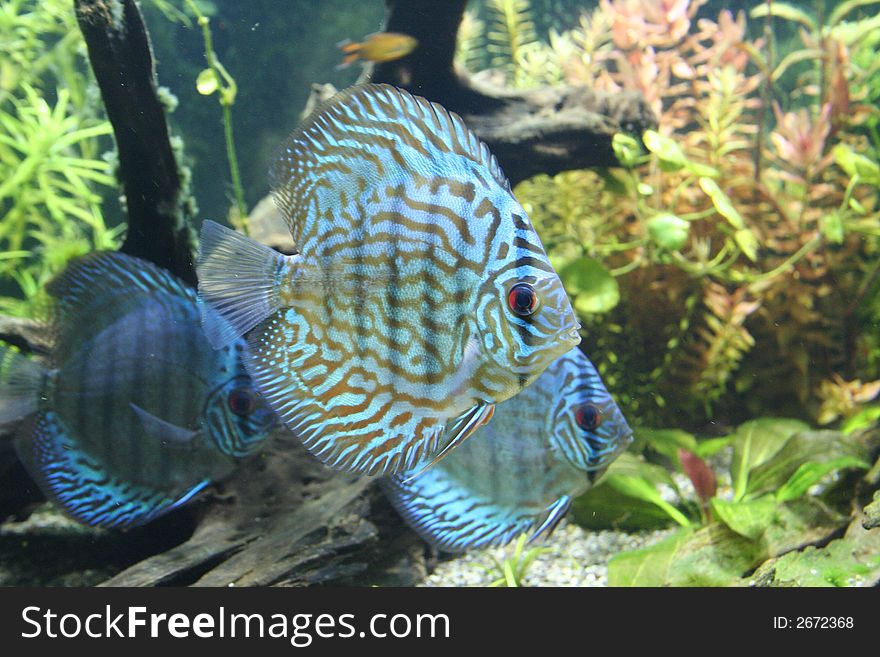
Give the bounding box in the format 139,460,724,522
507,283,539,317
575,404,602,431
228,387,257,416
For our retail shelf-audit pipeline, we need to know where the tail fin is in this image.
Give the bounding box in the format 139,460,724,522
0,345,45,425
197,220,285,349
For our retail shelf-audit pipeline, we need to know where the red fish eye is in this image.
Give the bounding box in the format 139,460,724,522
228,388,256,416
507,283,539,317
575,404,602,431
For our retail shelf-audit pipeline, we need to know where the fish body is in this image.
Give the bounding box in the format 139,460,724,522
198,84,580,476
382,347,633,552
337,32,418,68
0,253,276,529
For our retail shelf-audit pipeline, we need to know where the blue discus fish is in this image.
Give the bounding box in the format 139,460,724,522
198,83,580,476
0,252,276,529
382,348,632,552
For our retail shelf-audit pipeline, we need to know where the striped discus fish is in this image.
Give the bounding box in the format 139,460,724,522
0,253,276,529
382,348,633,553
198,83,580,476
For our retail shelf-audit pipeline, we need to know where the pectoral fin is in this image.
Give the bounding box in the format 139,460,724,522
130,403,198,447
399,401,494,484
529,495,573,542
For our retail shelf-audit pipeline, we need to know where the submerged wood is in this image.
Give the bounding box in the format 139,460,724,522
0,318,426,586
75,0,197,286
370,0,657,185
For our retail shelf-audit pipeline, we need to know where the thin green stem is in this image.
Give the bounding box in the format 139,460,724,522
185,0,248,229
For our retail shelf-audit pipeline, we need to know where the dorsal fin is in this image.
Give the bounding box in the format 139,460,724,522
45,252,193,351
269,83,510,253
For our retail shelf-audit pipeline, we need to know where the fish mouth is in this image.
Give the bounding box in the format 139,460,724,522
556,324,582,346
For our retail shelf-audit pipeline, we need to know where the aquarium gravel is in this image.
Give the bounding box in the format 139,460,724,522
421,523,674,587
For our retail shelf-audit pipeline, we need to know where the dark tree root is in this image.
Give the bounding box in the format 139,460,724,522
75,0,197,285
370,0,657,185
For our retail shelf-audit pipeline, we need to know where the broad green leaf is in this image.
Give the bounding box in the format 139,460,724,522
608,524,761,586
776,457,869,502
606,475,692,527
196,68,219,95
730,418,810,501
842,406,880,435
749,2,816,30
699,177,745,229
762,497,845,556
571,483,675,530
832,144,880,185
694,436,733,458
647,214,689,251
635,427,697,462
711,496,777,539
558,256,620,314
747,430,869,498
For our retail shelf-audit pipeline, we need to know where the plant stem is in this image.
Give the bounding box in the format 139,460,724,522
185,0,248,230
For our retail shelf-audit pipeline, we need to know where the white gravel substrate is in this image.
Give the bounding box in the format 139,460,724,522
420,522,675,587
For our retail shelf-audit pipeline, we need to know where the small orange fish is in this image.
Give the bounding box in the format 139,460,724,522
337,32,418,68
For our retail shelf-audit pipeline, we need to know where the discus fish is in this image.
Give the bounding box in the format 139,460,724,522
337,32,418,68
0,252,276,529
198,84,580,476
382,348,632,552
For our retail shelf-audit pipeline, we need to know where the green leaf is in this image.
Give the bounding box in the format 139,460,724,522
832,144,880,185
608,524,761,586
571,483,675,530
607,475,692,527
647,214,689,251
776,457,870,502
694,436,733,459
611,132,643,167
747,430,869,498
749,2,816,30
820,212,845,244
734,228,759,262
729,418,810,501
635,427,697,462
828,0,880,28
842,405,880,434
596,168,632,197
643,129,687,169
196,68,219,95
699,177,745,229
711,496,777,539
557,256,620,314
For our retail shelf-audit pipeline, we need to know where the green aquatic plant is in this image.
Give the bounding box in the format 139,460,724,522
462,0,880,427
485,0,540,87
483,533,549,587
570,417,877,585
183,0,248,232
0,0,122,317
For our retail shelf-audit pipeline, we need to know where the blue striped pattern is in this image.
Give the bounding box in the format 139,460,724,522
5,253,277,529
382,348,633,552
198,84,580,476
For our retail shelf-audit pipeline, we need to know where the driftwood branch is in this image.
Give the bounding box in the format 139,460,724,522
371,0,657,185
75,0,197,285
